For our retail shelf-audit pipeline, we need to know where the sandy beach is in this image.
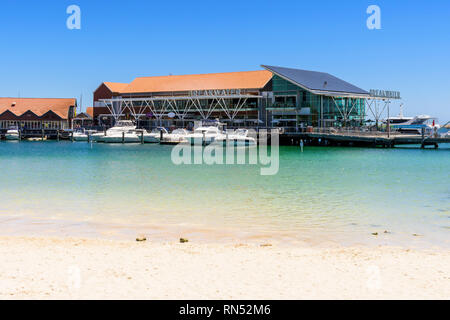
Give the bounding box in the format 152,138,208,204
0,236,449,300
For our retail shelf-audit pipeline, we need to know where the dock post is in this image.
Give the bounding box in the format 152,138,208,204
202,132,206,146
122,131,125,143
421,127,425,149
141,131,144,144
57,130,60,142
71,131,74,142
41,129,45,141
160,130,163,143
87,132,90,143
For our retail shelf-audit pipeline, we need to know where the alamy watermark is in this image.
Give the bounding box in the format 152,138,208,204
66,5,81,30
170,129,280,176
366,5,381,30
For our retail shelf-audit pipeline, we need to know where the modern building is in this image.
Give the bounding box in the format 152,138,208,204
0,98,76,131
93,65,372,130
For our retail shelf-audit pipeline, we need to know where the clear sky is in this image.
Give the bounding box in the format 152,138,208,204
1,0,449,122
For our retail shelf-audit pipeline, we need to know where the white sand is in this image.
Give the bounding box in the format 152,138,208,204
0,236,449,299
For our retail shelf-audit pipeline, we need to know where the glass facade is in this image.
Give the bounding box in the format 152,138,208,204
270,75,365,127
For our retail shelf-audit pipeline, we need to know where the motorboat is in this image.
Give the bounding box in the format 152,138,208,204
141,127,169,143
160,129,190,145
72,129,97,141
185,126,224,145
213,129,256,146
91,120,137,142
387,115,439,134
102,130,141,143
5,127,20,140
384,105,439,134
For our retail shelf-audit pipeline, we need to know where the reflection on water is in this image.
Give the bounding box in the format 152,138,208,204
0,141,449,248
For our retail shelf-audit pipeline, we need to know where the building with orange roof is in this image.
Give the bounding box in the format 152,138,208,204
0,97,76,131
93,65,372,129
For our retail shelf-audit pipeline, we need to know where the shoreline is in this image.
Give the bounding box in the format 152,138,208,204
2,213,448,250
1,235,449,299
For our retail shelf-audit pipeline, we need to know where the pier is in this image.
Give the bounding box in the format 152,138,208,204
280,128,450,148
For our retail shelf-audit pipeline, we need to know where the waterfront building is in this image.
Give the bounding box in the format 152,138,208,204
0,98,76,130
92,65,374,130
73,107,94,128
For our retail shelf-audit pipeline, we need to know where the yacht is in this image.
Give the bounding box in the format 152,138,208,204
102,130,141,143
385,105,439,134
387,115,439,134
160,129,190,145
5,127,20,140
91,120,136,142
213,129,256,146
185,126,224,145
141,127,169,143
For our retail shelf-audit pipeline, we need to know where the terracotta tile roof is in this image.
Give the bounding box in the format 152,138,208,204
0,98,76,119
86,107,94,117
103,82,129,93
120,70,272,94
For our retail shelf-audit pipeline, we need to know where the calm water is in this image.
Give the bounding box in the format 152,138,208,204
0,141,449,248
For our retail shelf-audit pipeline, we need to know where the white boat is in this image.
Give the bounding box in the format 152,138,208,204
91,120,137,142
160,129,190,144
5,127,20,140
72,129,93,141
185,126,224,145
385,106,439,134
103,130,141,143
141,127,169,143
387,115,439,134
213,129,256,146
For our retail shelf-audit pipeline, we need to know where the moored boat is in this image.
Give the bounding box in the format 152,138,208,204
5,127,20,140
185,126,224,145
141,127,169,143
160,129,190,145
212,129,256,146
92,120,137,142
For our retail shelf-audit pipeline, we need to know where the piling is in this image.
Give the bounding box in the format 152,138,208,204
141,131,144,144
122,131,125,143
421,127,425,149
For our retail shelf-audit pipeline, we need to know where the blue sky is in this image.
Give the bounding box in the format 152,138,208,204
0,0,449,121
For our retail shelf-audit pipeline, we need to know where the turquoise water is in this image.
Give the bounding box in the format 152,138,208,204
0,141,449,248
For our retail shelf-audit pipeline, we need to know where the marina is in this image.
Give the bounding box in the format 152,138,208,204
1,66,448,148
1,0,450,301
